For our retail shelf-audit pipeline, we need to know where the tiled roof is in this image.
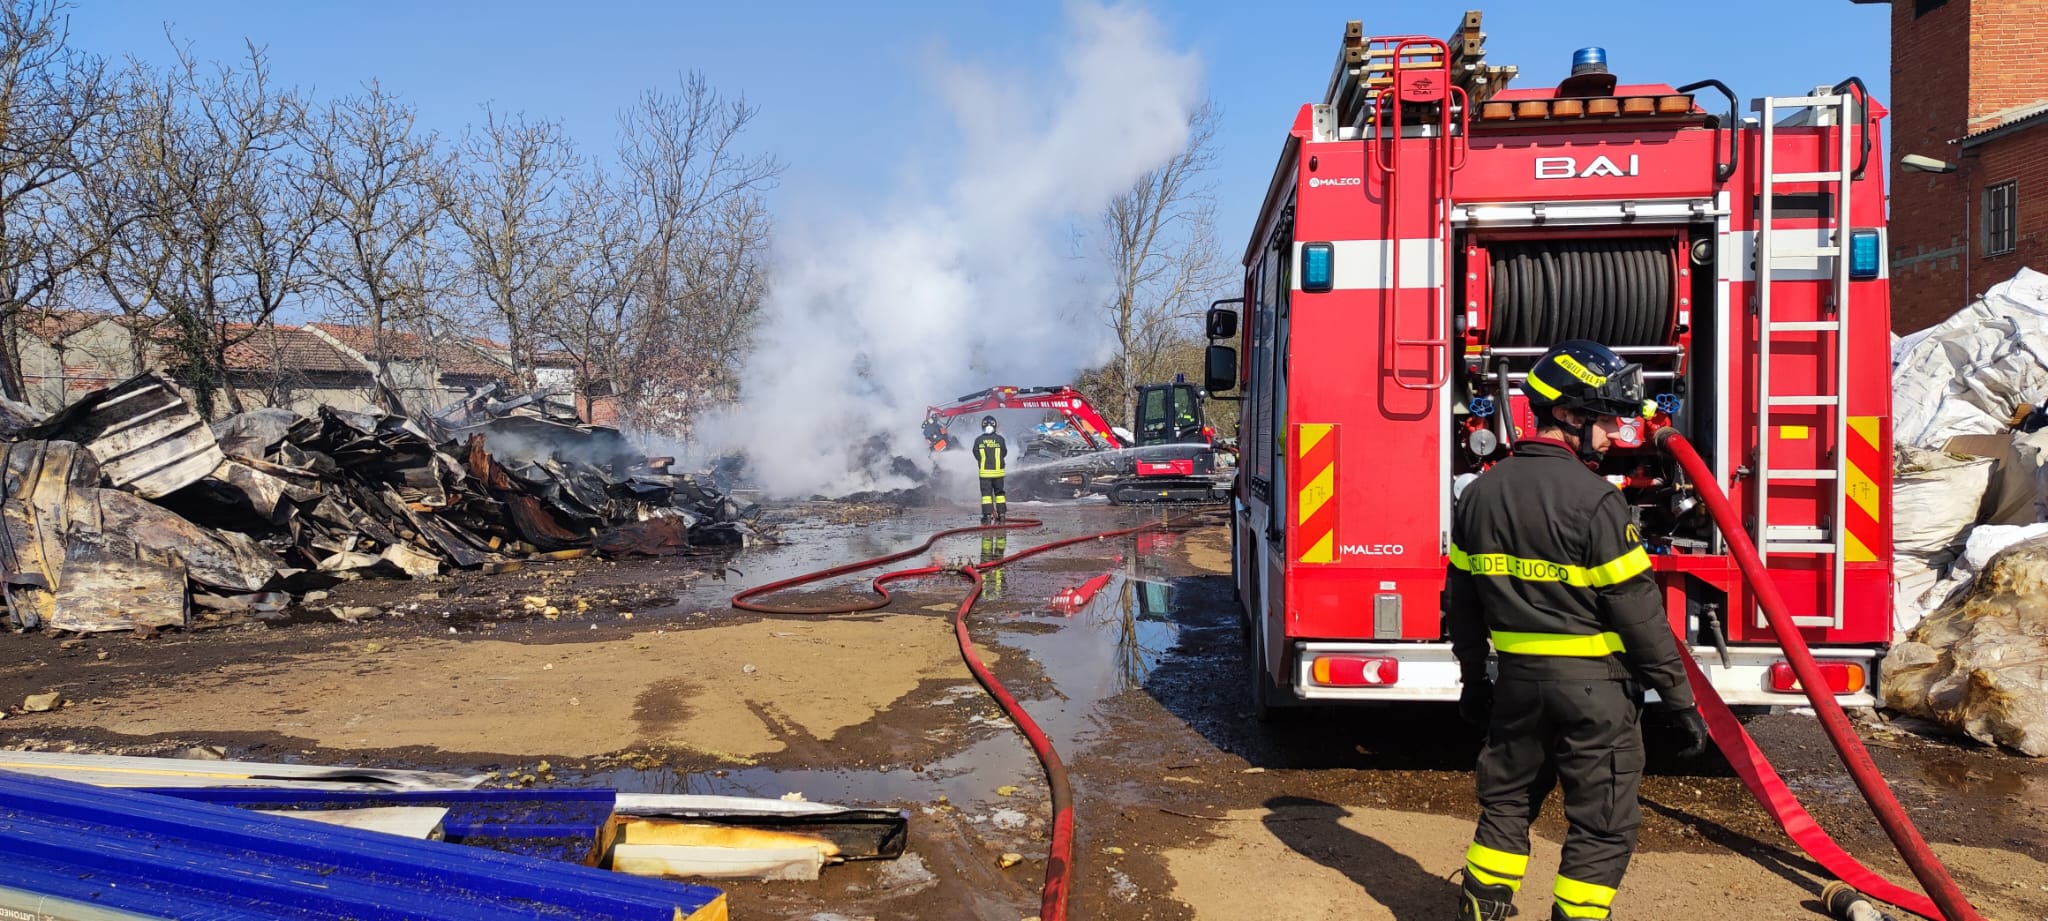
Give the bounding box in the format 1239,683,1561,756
18,310,151,341
221,325,363,374
307,323,511,379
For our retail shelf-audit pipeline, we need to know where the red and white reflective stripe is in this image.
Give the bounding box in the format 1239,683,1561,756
1292,240,1445,290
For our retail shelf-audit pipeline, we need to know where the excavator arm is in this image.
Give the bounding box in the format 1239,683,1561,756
923,386,1126,451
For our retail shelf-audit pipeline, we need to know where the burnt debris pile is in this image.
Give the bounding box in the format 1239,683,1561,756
0,374,761,633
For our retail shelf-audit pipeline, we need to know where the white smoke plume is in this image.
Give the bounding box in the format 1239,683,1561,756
700,2,1204,498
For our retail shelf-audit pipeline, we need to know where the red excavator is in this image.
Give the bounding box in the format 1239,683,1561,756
921,381,1229,503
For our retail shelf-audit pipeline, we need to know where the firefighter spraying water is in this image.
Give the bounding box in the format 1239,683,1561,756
920,383,1231,503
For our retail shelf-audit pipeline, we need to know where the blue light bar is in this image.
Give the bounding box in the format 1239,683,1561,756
1849,229,1881,280
1571,46,1608,75
1301,242,1334,293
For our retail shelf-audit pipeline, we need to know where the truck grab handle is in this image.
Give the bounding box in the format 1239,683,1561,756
1675,79,1739,183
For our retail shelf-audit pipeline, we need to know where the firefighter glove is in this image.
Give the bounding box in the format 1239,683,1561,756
1670,706,1711,758
1458,678,1494,728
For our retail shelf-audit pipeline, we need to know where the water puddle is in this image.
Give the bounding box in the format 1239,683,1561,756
587,525,1188,811
1907,757,2048,811
660,502,1164,606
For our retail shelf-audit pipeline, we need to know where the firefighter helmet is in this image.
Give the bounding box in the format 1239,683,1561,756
1523,340,1651,420
981,415,998,431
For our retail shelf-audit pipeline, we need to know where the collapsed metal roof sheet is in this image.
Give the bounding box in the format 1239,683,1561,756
23,373,224,499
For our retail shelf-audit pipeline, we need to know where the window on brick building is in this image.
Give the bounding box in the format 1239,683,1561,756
1914,0,1947,16
1985,181,2017,256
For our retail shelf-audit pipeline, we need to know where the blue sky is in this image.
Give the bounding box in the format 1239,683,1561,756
66,1,1891,246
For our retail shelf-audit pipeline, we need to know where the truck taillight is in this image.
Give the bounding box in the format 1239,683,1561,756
1768,661,1866,695
1311,655,1399,687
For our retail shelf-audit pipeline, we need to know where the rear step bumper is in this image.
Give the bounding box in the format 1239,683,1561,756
1281,640,1880,708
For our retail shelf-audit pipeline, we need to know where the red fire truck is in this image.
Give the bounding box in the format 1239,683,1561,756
1205,13,1892,717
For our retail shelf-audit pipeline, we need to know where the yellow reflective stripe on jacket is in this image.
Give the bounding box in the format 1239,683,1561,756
1491,630,1626,656
1585,546,1650,584
1448,544,1649,588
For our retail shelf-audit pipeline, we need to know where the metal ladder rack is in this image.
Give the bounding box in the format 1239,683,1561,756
1753,92,1856,629
1320,10,1515,130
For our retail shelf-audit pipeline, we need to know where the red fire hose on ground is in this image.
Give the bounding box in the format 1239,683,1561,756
734,444,1982,921
1657,429,1981,921
732,515,1178,921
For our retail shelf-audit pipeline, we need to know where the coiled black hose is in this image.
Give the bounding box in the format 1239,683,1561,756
1486,239,1675,347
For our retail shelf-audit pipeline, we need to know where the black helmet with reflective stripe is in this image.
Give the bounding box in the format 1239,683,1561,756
981,415,998,430
1523,339,1650,420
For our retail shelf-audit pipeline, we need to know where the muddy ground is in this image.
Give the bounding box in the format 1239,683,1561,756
3,500,2045,921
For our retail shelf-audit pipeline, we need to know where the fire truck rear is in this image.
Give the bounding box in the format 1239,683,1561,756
1205,13,1892,716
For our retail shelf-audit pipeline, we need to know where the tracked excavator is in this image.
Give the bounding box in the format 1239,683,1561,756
921,381,1230,503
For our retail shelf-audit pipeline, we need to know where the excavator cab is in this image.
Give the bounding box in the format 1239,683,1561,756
1133,379,1211,447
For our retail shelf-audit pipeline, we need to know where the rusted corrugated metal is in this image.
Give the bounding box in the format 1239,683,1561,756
0,440,104,630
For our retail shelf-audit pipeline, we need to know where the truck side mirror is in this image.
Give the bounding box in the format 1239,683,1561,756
1204,345,1239,394
1206,307,1239,340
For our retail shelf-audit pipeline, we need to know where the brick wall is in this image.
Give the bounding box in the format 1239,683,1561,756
1888,0,1974,330
1968,0,2048,126
1889,123,2048,331
1968,123,2048,284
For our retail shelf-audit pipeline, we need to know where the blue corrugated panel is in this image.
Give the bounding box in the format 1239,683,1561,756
146,787,616,863
0,770,724,920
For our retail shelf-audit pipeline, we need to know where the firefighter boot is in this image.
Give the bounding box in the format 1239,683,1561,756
1456,876,1515,921
1551,904,1600,921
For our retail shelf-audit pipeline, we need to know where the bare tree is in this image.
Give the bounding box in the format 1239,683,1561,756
81,39,321,416
607,72,780,433
440,107,580,390
303,81,444,410
667,180,772,407
1096,103,1231,427
542,167,636,421
0,0,115,400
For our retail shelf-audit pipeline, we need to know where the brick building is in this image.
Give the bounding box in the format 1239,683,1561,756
1863,0,2048,331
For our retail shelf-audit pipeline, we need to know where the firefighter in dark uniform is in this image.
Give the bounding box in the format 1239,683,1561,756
1448,340,1710,921
973,415,1008,524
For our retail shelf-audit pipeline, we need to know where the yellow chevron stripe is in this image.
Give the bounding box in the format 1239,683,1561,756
1301,530,1334,564
1297,422,1332,458
1845,529,1874,563
1845,416,1881,562
1298,463,1335,525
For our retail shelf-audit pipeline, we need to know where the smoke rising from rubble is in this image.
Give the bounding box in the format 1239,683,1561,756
700,2,1204,498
